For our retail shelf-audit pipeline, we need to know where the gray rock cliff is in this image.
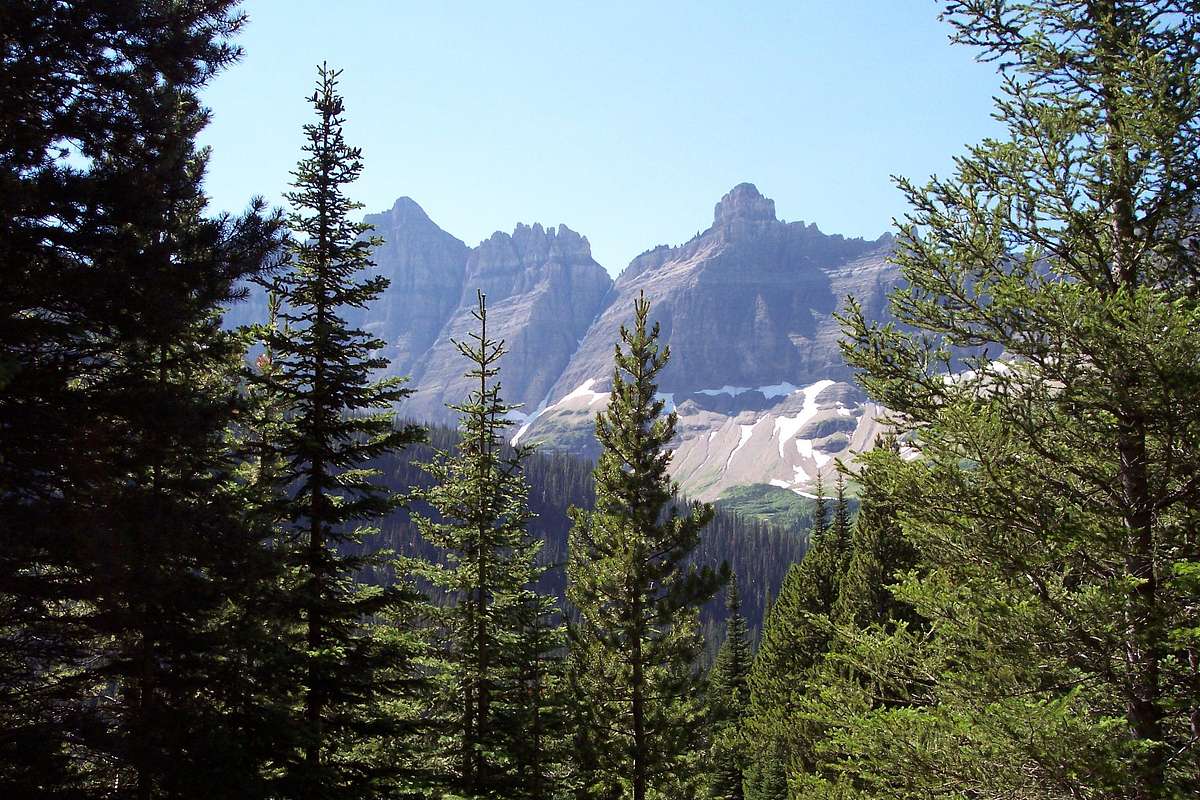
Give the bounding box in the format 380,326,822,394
400,222,613,421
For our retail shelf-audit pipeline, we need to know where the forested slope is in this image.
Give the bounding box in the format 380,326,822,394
360,425,809,643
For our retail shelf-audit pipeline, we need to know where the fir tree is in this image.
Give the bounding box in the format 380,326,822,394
706,575,752,800
263,64,424,797
835,2,1200,797
830,474,851,564
831,437,918,630
410,290,564,799
566,292,724,800
744,478,850,800
0,2,288,795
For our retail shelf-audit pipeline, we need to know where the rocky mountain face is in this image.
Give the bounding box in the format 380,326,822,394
354,198,470,376
400,222,613,420
514,183,899,499
545,184,892,397
228,184,902,503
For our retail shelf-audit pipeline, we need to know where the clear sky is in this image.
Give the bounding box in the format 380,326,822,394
199,0,1004,275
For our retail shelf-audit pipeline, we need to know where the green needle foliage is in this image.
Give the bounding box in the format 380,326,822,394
830,437,919,631
744,478,849,800
706,575,753,800
0,2,288,796
410,290,565,799
261,64,425,798
566,292,725,800
758,445,925,800
832,2,1200,797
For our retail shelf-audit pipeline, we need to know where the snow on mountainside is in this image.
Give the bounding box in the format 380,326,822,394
513,377,888,501
514,183,899,499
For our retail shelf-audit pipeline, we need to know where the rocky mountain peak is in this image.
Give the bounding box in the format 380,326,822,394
478,221,594,264
714,182,777,226
375,196,438,229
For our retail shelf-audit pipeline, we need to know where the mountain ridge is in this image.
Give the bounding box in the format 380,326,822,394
226,183,902,503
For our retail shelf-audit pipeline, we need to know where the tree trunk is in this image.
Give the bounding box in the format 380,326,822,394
1092,3,1166,794
632,601,646,800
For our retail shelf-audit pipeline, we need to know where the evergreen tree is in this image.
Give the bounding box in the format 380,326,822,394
769,445,926,799
744,478,850,800
263,64,424,797
410,290,564,799
831,438,918,630
706,575,752,800
0,2,287,795
566,292,724,800
810,475,829,552
830,475,851,565
835,2,1200,797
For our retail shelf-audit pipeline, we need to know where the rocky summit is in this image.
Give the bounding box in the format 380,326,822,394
234,184,902,502
515,183,899,499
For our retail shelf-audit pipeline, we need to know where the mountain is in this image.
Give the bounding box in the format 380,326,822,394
515,183,899,499
400,221,612,420
224,183,903,504
355,197,471,376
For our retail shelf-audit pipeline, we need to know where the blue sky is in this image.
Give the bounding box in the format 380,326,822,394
199,1,1004,275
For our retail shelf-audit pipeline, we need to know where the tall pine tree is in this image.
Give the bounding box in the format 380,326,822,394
410,290,564,799
706,575,753,800
763,445,926,799
566,292,724,800
263,64,424,798
744,477,849,800
835,2,1200,797
0,2,287,795
831,437,918,630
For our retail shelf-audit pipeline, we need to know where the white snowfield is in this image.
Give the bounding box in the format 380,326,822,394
514,375,891,501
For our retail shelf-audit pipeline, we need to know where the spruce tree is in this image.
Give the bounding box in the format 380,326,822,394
744,478,850,800
831,437,918,629
566,292,724,800
263,64,424,797
0,2,287,795
835,2,1200,796
767,445,927,799
410,290,564,799
706,575,752,800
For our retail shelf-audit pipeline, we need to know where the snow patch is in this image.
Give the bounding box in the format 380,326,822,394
797,438,833,467
772,380,834,458
758,381,799,399
724,423,756,471
511,378,607,446
561,378,607,405
695,385,752,398
769,479,791,488
693,380,803,399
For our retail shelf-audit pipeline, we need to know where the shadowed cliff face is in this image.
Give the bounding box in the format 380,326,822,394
400,222,613,420
355,197,470,377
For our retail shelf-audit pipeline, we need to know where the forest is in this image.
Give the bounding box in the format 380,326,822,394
3,1,1200,799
